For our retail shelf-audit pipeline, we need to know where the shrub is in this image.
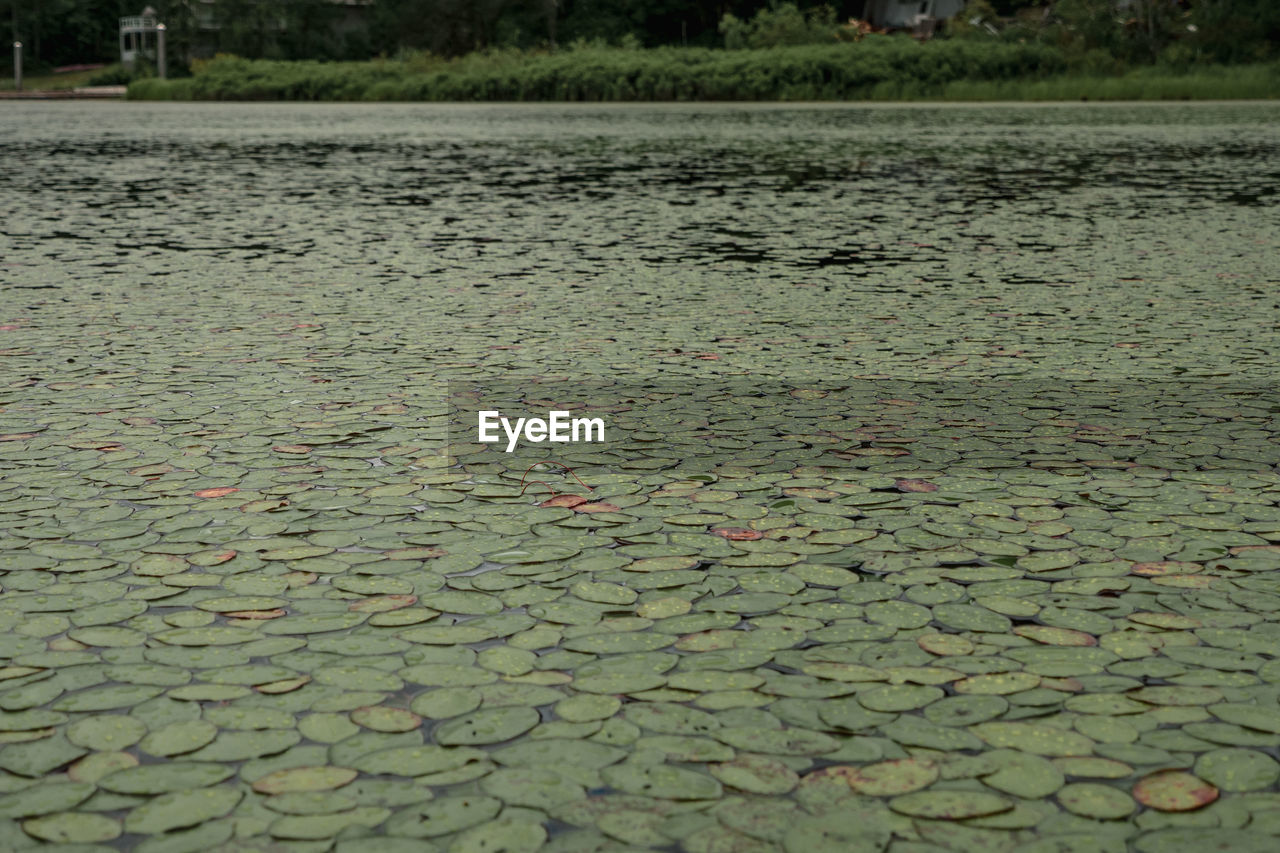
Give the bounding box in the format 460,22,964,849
124,42,1278,103
719,3,840,50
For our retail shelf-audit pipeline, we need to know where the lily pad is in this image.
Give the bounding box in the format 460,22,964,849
1132,771,1219,812
845,759,939,796
252,765,358,794
1057,782,1136,819
138,720,218,757
0,782,95,818
1192,748,1280,791
480,767,586,808
709,755,800,794
434,707,540,745
99,762,234,794
888,790,1013,819
982,750,1065,799
383,795,502,837
602,763,724,800
124,786,243,834
21,812,123,843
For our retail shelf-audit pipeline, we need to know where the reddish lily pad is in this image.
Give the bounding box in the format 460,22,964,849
1132,771,1219,812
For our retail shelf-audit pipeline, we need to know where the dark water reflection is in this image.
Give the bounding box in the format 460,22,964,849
2,102,1278,382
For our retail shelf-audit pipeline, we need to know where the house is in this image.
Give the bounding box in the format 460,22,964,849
119,7,161,70
858,0,968,32
123,1,374,63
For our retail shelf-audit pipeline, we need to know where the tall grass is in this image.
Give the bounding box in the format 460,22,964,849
127,39,1279,102
939,64,1280,101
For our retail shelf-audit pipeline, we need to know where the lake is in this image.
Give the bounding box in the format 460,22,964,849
1,101,1278,852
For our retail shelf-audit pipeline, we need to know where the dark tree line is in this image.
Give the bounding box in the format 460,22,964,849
4,0,1277,71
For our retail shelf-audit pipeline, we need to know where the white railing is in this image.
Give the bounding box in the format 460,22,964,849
119,17,157,31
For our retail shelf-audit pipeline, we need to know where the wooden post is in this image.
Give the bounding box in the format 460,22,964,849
156,24,166,79
12,42,20,92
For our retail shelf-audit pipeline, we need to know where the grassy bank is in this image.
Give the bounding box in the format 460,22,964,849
127,40,1280,102
1,66,106,93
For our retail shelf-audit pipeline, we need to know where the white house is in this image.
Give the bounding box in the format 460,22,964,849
858,0,968,30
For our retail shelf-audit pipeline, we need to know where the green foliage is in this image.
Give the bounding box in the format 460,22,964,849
126,36,1280,103
939,62,1280,100
128,38,1253,103
982,0,1278,69
86,63,137,86
719,3,839,50
945,1,1000,40
1185,0,1280,64
5,1,1280,77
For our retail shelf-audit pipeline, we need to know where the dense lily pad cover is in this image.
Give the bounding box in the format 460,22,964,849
0,101,1278,852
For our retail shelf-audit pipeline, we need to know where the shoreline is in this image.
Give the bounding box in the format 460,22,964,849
7,96,1279,107
0,85,126,99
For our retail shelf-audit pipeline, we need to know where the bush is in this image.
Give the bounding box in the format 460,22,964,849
719,3,840,50
125,42,1278,103
87,64,138,86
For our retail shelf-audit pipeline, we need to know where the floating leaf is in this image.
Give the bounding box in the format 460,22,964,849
124,786,243,834
888,790,1013,819
709,755,800,794
434,707,539,745
1057,782,1136,819
252,766,358,795
602,763,723,799
1132,771,1219,812
22,812,122,843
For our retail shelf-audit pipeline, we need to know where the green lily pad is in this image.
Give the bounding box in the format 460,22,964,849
65,715,147,750
0,782,95,818
971,722,1096,756
21,812,123,843
268,806,389,839
99,762,234,794
0,734,87,777
186,729,301,762
844,759,939,796
982,750,1066,798
596,808,669,846
67,751,138,784
138,720,218,757
451,816,547,853
124,786,243,834
602,763,724,799
383,795,502,837
51,685,164,712
262,791,357,815
856,684,944,712
252,765,358,794
335,840,439,853
708,754,800,794
479,766,586,808
1207,703,1280,733
492,739,625,769
783,810,892,853
1134,829,1277,853
434,707,539,745
1057,782,1137,819
888,790,1013,819
1191,747,1280,791
350,745,484,776
713,727,838,755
